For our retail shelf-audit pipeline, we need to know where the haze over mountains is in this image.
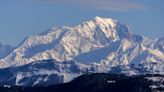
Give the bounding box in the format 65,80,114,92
0,44,14,59
0,17,163,86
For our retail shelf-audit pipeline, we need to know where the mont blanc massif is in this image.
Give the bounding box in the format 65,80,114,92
0,17,164,91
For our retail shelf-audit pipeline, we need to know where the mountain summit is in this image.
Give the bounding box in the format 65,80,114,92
0,17,163,86
0,17,130,67
0,16,163,68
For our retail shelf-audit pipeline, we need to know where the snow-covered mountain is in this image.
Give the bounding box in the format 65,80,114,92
0,44,14,59
0,59,89,86
0,16,163,68
0,16,132,67
0,16,163,86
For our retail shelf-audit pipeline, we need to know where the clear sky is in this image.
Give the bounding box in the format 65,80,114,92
0,0,164,46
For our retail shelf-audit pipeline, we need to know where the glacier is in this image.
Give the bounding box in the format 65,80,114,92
0,16,163,86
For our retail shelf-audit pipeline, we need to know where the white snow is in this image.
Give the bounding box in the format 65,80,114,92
107,80,116,83
3,85,11,88
33,77,43,86
0,16,163,69
0,16,163,86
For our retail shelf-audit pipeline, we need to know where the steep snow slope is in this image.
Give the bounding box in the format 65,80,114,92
0,16,163,86
0,17,133,68
0,59,164,86
0,59,89,86
0,16,163,70
154,37,164,52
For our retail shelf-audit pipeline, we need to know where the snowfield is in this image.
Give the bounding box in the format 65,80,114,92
0,16,163,86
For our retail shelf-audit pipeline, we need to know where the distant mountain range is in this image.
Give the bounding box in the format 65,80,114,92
0,44,14,59
0,17,163,86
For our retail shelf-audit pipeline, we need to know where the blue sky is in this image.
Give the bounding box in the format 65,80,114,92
0,0,164,46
